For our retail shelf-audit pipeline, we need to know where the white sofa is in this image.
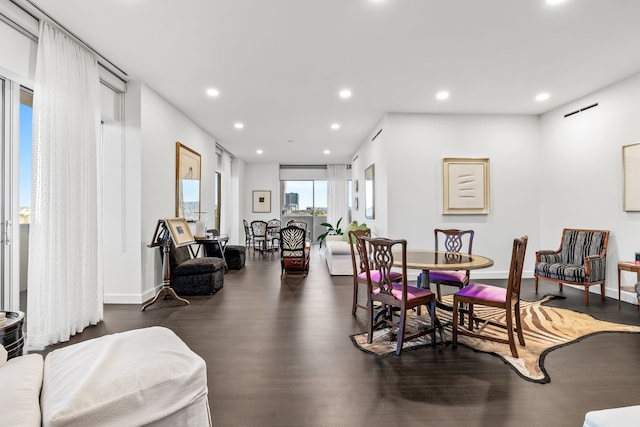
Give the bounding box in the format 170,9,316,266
0,326,211,427
324,235,356,275
584,405,640,427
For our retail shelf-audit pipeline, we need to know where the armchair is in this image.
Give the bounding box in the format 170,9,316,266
167,241,224,295
279,225,310,277
534,228,610,305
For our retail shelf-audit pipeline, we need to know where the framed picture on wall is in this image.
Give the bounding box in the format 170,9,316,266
175,142,201,221
442,157,490,215
253,190,271,213
623,143,640,211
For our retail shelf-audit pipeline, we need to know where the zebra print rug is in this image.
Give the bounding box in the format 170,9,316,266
350,295,640,383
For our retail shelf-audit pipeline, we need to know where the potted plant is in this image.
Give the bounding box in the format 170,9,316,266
316,217,343,247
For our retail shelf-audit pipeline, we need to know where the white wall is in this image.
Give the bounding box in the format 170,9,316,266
540,71,640,303
352,113,541,279
242,163,281,224
136,83,219,301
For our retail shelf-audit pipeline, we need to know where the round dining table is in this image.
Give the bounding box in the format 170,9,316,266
393,249,494,292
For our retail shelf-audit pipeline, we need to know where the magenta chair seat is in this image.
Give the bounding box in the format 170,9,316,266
429,270,467,283
456,282,507,302
373,283,433,301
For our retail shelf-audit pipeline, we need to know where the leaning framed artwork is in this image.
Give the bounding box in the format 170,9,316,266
442,157,490,215
175,142,201,221
165,217,196,247
253,190,271,213
623,143,640,211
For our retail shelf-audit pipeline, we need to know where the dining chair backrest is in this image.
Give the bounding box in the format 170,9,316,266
348,228,371,275
267,218,281,228
280,226,306,254
251,220,268,238
286,219,308,231
434,229,474,254
360,237,408,298
506,235,528,300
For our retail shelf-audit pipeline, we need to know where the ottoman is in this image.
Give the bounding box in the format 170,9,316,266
205,244,246,270
41,327,211,426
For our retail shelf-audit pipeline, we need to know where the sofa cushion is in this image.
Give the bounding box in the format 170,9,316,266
173,257,224,275
0,353,44,427
584,405,640,427
41,326,210,427
535,262,586,282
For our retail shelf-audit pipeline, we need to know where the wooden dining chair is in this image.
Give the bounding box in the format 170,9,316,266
452,236,528,358
348,229,402,316
429,229,475,300
359,237,438,355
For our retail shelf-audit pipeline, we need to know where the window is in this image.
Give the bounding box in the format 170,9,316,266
281,180,327,242
214,171,221,231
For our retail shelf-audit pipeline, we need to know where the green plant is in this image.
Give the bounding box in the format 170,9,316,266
316,217,343,247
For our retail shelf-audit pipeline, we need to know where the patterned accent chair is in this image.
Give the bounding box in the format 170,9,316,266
243,219,253,247
279,225,310,277
251,220,274,251
534,228,610,305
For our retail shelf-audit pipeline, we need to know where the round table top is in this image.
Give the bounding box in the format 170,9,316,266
393,249,493,271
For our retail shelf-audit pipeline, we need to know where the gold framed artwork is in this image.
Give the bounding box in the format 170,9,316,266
623,142,640,211
175,142,201,221
253,190,271,213
165,217,195,247
442,157,490,215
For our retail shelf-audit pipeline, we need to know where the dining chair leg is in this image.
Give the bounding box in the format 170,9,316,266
514,301,525,346
452,300,459,350
351,282,358,316
395,308,408,356
506,309,518,358
367,302,375,344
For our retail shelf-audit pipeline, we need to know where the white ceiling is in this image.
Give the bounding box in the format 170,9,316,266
29,0,640,164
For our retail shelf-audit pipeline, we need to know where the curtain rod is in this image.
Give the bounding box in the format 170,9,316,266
9,0,128,84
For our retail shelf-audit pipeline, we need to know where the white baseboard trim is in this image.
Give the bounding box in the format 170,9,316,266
104,286,160,304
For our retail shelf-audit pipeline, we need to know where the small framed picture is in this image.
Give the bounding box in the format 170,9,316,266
253,190,271,213
165,217,196,246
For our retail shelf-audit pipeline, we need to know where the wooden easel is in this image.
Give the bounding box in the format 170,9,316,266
142,220,190,311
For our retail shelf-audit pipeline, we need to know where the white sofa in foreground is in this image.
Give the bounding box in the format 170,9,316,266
324,235,356,275
0,326,211,427
584,405,640,427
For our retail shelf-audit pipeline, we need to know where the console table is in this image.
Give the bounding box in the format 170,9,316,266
0,310,25,359
617,261,640,310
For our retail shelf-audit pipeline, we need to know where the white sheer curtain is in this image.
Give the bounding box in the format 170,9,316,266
220,151,233,235
327,164,349,228
27,22,103,349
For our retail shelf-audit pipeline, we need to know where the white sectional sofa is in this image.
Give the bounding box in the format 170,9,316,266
0,326,211,427
324,234,356,275
584,405,640,427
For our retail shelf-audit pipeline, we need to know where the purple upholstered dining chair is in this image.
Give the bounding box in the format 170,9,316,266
348,228,402,316
429,229,475,301
452,235,528,358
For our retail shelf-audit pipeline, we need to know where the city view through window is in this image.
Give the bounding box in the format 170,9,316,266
281,180,327,241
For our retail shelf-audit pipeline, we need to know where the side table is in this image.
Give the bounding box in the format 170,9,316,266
0,310,25,359
617,261,640,310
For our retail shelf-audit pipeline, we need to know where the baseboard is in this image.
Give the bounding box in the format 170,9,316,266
104,286,159,305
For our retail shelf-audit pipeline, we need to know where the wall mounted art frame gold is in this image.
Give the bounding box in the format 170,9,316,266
176,142,201,221
442,157,490,215
623,142,640,211
253,190,272,213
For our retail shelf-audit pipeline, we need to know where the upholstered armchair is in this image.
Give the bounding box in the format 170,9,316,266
167,241,224,295
534,228,609,305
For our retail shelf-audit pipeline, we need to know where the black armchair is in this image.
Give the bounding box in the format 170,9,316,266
166,242,224,295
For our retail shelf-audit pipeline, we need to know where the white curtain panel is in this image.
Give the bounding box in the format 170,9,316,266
220,151,233,236
327,164,349,228
27,22,103,349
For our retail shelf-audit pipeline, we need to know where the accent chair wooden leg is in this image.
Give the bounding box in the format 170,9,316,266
601,283,606,301
585,286,590,306
559,283,563,292
534,277,539,293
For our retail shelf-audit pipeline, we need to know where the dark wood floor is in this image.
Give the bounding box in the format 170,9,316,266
37,248,640,427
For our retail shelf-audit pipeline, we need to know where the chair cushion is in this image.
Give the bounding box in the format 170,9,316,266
429,270,467,283
0,353,43,427
560,230,606,266
373,283,433,301
535,262,586,282
456,282,507,302
357,270,402,282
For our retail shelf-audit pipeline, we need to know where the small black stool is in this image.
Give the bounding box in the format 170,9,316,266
205,244,246,270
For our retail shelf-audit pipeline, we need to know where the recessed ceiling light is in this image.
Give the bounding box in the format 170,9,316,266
256,149,263,154
536,93,550,102
206,88,219,97
436,91,449,100
339,89,352,99
323,150,331,155
234,122,244,129
546,0,565,5
331,123,340,130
